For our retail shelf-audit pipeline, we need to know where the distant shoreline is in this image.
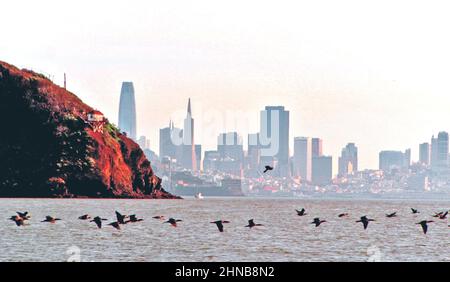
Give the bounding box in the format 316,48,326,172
1,195,448,203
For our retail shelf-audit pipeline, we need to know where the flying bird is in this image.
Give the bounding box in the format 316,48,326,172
211,220,230,232
356,216,375,230
90,216,107,228
245,219,264,228
263,166,273,173
386,212,397,218
115,211,128,224
108,221,121,230
16,211,31,220
42,216,61,223
411,208,420,214
296,208,307,216
10,215,26,226
311,218,326,227
152,216,165,220
127,214,143,223
438,211,448,219
338,213,349,218
432,212,443,218
165,218,182,227
417,220,433,234
78,214,91,220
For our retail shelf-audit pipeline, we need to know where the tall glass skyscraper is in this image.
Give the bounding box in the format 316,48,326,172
259,106,290,177
118,82,137,140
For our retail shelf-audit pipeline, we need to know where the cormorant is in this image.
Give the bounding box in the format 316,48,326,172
165,218,182,227
311,218,326,227
356,216,375,230
386,212,397,218
16,211,31,220
90,216,107,228
416,220,433,234
211,220,230,232
263,166,273,173
108,221,121,230
42,216,61,223
115,211,128,224
10,215,25,226
296,208,307,216
245,219,263,228
127,215,143,223
78,214,91,220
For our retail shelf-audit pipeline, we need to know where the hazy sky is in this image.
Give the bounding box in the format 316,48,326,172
2,0,450,173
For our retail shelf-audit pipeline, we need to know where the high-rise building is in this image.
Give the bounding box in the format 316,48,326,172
247,133,260,167
203,150,220,171
159,121,180,160
419,142,430,165
311,138,323,157
437,131,449,167
218,132,244,161
158,100,201,171
259,106,290,177
311,156,332,185
431,135,438,167
379,150,405,172
404,148,411,168
137,136,150,150
338,143,358,176
431,132,449,169
293,137,312,182
179,98,197,170
118,82,137,140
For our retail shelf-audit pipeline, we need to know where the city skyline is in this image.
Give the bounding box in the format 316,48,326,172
3,1,450,171
155,97,450,179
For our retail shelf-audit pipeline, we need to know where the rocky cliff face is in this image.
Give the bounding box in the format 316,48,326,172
0,61,180,199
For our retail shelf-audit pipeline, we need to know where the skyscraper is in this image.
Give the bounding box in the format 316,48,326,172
216,132,244,176
379,150,405,172
137,136,150,150
259,106,290,177
431,135,438,167
431,132,449,169
246,133,261,174
419,142,430,165
218,132,244,162
159,120,179,160
118,82,137,140
180,98,197,171
311,138,323,157
311,156,332,185
437,131,449,167
338,143,358,176
404,148,411,168
293,137,312,182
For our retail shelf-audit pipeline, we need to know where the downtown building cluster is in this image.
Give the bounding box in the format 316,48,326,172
118,81,450,197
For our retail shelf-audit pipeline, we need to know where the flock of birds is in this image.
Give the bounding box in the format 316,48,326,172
7,207,449,235
5,165,450,235
296,208,449,234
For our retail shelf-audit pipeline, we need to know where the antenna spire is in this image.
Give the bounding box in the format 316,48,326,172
187,98,192,116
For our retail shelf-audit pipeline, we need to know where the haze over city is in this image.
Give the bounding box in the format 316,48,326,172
3,0,450,172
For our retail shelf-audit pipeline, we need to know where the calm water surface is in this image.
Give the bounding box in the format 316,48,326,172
0,197,449,262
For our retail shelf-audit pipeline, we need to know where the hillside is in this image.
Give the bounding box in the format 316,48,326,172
0,61,180,199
